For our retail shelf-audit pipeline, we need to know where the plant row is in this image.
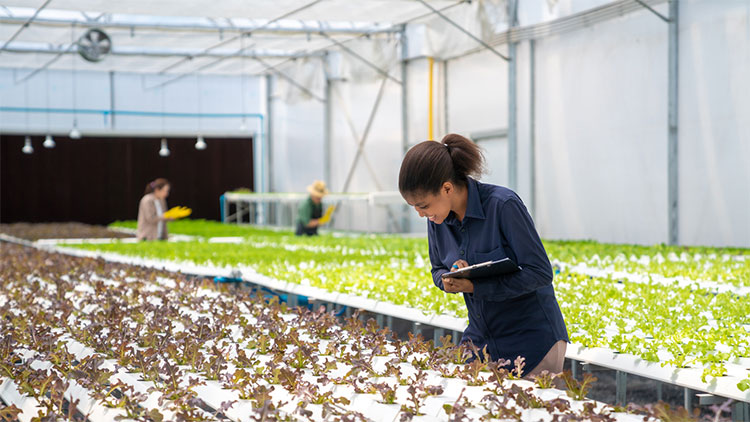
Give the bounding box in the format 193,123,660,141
71,238,750,391
0,242,681,422
107,220,750,287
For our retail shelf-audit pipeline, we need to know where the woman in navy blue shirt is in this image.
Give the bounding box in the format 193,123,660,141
398,133,569,378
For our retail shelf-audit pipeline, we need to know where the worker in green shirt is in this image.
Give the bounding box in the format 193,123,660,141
296,180,329,236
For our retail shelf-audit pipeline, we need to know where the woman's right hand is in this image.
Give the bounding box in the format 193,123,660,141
452,259,469,270
442,259,470,293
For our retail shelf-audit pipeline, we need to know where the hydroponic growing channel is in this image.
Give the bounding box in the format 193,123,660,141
0,241,676,422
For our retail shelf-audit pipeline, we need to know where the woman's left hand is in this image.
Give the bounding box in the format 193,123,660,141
443,277,474,293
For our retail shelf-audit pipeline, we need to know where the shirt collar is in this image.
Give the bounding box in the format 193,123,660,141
444,177,486,225
464,177,486,220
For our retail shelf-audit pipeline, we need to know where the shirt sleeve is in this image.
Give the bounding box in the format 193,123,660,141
427,223,450,292
297,199,313,225
472,197,553,302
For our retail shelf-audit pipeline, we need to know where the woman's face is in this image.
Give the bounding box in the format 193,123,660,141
154,184,170,199
404,183,453,224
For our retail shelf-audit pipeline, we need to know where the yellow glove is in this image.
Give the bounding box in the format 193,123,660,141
163,206,192,220
317,205,336,225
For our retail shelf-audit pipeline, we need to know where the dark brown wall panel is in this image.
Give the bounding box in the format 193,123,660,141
1,134,253,224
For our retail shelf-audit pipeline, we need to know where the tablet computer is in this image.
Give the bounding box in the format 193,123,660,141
442,257,521,279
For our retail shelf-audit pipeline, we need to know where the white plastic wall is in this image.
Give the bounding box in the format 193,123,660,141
0,68,262,136
677,0,750,248
532,6,670,245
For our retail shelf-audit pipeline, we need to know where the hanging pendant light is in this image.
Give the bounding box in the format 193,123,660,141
159,138,170,157
43,134,56,148
22,136,34,154
195,135,207,150
69,122,82,139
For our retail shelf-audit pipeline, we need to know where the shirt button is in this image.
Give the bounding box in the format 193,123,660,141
461,228,465,233
459,250,464,255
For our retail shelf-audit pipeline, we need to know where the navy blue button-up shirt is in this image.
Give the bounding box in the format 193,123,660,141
427,177,569,371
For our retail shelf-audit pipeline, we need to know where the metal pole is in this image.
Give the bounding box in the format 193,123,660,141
667,0,679,245
109,70,116,129
324,56,332,187
266,74,274,192
615,371,627,405
508,0,519,191
443,59,449,134
414,0,509,61
683,388,692,410
400,27,411,233
529,39,536,218
0,0,53,53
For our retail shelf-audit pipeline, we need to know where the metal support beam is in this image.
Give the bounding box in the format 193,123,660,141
634,0,671,23
4,42,320,60
507,0,519,191
433,328,445,344
0,7,400,36
733,401,750,422
615,371,627,405
400,27,410,233
571,359,578,378
442,59,449,133
109,71,116,129
251,57,325,102
470,128,508,141
696,394,725,406
529,39,536,218
0,0,52,53
155,0,324,75
414,0,509,61
319,32,401,84
656,382,663,401
266,74,274,192
684,388,693,410
667,0,679,245
340,76,389,192
13,41,77,84
323,56,333,187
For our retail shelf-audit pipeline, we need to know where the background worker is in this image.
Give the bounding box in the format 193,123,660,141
296,180,329,236
136,178,172,241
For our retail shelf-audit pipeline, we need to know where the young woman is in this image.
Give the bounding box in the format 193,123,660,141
398,134,568,378
136,178,172,241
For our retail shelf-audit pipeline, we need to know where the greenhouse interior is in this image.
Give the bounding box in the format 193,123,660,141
1,0,749,421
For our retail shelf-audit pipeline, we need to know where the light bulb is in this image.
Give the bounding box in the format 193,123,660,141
195,135,207,150
239,120,247,131
69,126,82,140
159,138,170,157
43,134,56,148
22,136,34,154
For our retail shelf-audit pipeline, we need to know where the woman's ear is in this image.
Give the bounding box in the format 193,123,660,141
442,181,453,196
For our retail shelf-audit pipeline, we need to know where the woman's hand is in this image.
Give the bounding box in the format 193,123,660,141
443,276,474,293
451,259,469,270
443,260,473,293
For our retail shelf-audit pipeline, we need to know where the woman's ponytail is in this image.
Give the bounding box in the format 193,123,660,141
442,133,485,182
398,133,485,196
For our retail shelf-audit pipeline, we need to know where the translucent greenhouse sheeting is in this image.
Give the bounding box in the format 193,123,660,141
0,0,504,77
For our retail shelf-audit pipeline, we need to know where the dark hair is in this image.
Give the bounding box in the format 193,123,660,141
398,133,485,196
144,178,170,195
